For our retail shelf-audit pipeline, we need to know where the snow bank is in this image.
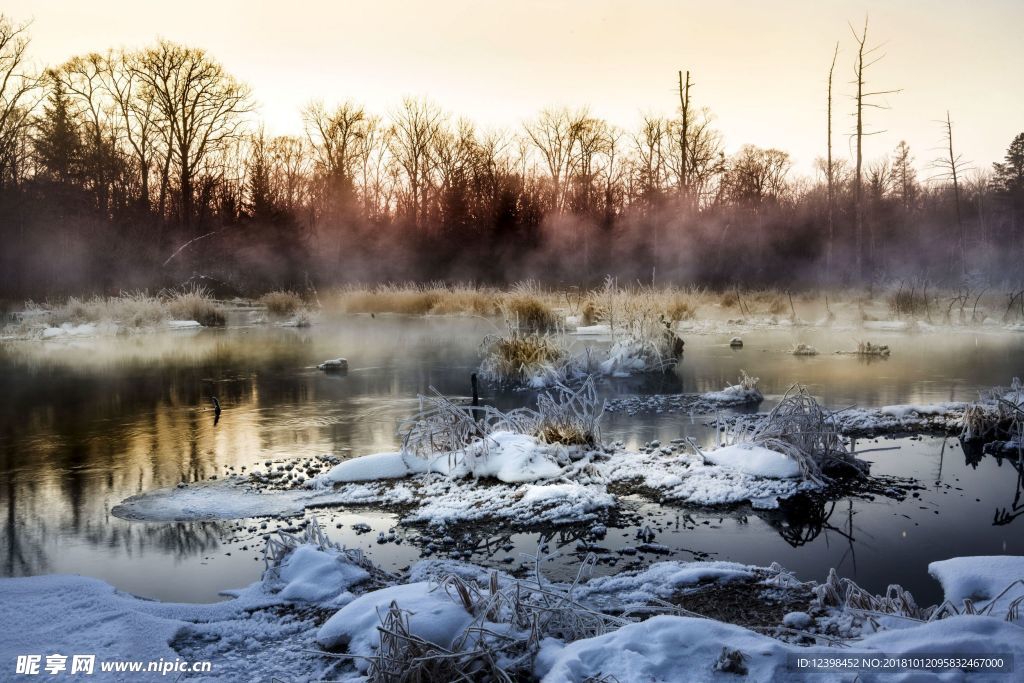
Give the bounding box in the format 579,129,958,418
574,561,756,610
316,582,474,667
0,572,336,682
536,613,1024,682
704,443,802,479
928,556,1024,619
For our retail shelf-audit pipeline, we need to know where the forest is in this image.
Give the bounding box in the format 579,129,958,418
0,13,1022,298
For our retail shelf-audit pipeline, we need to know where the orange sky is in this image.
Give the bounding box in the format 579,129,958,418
7,0,1023,174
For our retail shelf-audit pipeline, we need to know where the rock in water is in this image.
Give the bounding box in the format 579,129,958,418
318,358,349,372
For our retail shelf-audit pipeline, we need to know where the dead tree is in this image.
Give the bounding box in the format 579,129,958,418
677,70,692,207
850,17,899,279
826,42,838,278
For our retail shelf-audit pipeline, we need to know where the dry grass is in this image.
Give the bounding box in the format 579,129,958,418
259,290,304,316
166,285,226,326
330,282,501,316
501,282,559,332
20,286,225,329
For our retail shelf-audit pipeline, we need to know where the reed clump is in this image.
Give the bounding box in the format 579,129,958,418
259,290,304,316
167,285,226,326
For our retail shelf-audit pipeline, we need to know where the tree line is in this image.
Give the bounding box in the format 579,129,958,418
0,14,1022,297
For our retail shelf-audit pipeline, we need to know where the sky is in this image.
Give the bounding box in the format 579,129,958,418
6,0,1023,175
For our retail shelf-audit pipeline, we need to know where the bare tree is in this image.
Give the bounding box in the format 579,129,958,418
103,49,162,215
389,96,443,228
524,107,588,212
0,15,39,188
134,40,252,231
932,111,972,275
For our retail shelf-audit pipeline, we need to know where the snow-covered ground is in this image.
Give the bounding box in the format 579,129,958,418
3,522,1020,682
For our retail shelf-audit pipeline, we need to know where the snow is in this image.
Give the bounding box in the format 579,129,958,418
702,383,763,405
598,339,650,376
573,561,755,610
603,447,809,509
703,443,802,479
462,431,567,482
863,320,911,331
315,451,426,482
42,322,99,338
5,535,1024,683
316,432,571,486
928,556,1024,619
270,544,370,605
572,324,611,335
0,572,336,682
318,358,349,371
118,431,813,524
880,403,957,418
782,611,812,628
316,582,474,669
166,319,201,329
831,402,968,436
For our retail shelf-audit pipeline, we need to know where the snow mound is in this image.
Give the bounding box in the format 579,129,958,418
317,432,573,486
316,582,474,669
269,544,370,605
929,556,1024,619
702,383,763,405
704,443,802,479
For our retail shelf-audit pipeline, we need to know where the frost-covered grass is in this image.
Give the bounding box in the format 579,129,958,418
713,386,869,486
479,326,572,387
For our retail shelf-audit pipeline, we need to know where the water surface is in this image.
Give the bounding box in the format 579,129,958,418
1,315,1021,604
